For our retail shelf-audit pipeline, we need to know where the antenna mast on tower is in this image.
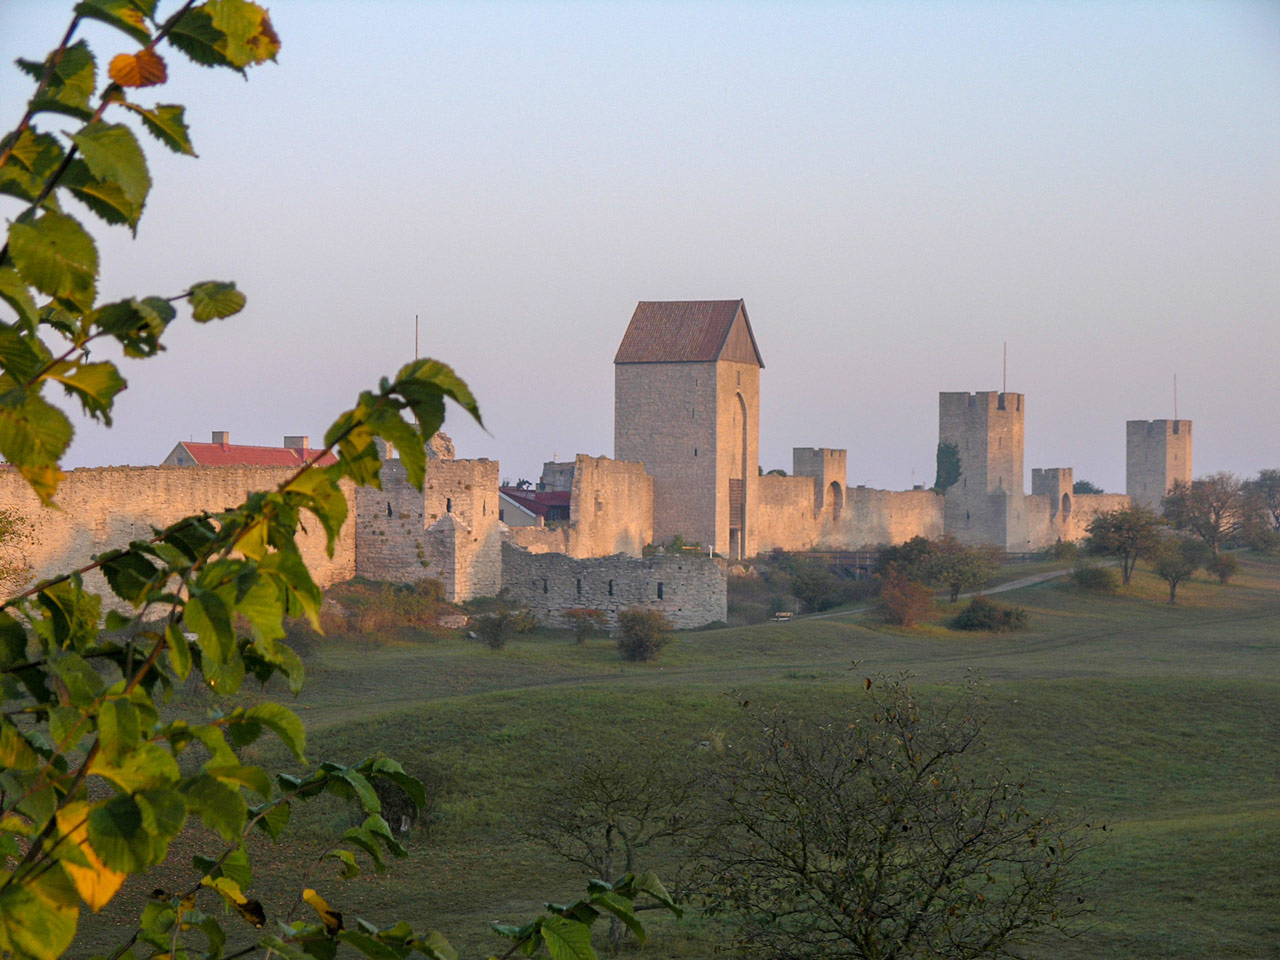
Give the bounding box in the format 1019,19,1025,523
415,314,419,360
1174,372,1178,421
1002,342,1007,395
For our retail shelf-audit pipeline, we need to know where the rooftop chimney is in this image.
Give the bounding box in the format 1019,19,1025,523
283,436,309,451
211,431,230,446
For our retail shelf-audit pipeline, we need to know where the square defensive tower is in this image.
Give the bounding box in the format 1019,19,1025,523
1126,420,1192,511
614,300,764,559
938,391,1027,548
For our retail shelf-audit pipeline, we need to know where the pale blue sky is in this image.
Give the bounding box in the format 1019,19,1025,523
3,1,1278,491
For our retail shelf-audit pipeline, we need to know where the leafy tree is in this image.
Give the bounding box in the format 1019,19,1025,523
1085,505,1162,584
876,535,934,582
1243,469,1280,534
788,558,841,612
701,677,1091,960
1072,479,1104,494
616,607,672,661
926,535,997,602
0,7,677,960
474,608,516,649
933,441,961,492
1162,473,1245,554
563,607,608,643
1151,536,1211,603
1206,552,1239,585
528,746,700,944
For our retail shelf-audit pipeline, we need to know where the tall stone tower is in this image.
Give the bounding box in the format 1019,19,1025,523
614,300,764,559
1126,420,1192,511
938,391,1028,549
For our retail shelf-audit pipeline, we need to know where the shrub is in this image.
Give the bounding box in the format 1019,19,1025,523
951,595,1030,632
1049,540,1079,561
878,570,934,626
474,609,516,650
510,607,541,633
1070,564,1120,593
1246,527,1280,554
1206,552,1240,584
616,607,673,662
564,607,609,643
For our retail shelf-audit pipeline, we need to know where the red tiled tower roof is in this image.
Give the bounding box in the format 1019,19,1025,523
613,299,764,366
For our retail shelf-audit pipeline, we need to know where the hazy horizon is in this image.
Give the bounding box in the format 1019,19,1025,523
3,1,1277,494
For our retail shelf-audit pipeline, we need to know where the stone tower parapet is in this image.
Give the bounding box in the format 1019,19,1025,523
1126,420,1192,511
792,447,847,520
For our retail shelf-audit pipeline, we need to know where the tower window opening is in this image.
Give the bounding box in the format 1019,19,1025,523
608,579,614,596
657,582,664,599
446,497,452,513
541,578,548,594
386,502,392,517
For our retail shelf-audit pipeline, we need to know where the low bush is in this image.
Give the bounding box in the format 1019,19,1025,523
616,607,673,662
878,570,934,626
510,608,541,633
1245,527,1280,554
563,607,608,643
474,609,515,650
1049,540,1080,561
1207,553,1240,584
951,595,1030,632
1071,564,1120,593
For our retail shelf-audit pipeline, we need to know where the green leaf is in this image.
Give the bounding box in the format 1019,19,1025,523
0,267,40,330
88,741,179,793
87,788,185,872
326,767,379,815
0,324,52,384
324,847,359,879
629,872,681,915
68,122,151,229
207,0,281,67
0,862,79,960
187,280,245,321
96,697,140,763
539,915,596,960
284,468,348,556
75,0,153,45
205,763,271,799
92,296,175,357
182,773,247,842
0,130,64,208
0,390,72,504
336,930,403,960
165,623,191,680
242,702,305,761
0,716,41,769
35,579,102,651
251,797,290,840
185,588,234,663
99,546,160,603
588,891,645,944
7,211,98,312
20,40,97,121
121,102,196,155
395,357,483,436
365,758,427,812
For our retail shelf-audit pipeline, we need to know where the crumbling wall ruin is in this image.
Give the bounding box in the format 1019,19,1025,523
500,542,726,629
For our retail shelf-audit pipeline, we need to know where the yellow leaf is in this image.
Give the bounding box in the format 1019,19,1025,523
56,803,125,912
302,887,343,936
108,49,167,88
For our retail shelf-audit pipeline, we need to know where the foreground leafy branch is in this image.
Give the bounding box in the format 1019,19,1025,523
0,6,680,960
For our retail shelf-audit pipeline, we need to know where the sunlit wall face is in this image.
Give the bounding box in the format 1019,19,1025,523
2,1,1277,492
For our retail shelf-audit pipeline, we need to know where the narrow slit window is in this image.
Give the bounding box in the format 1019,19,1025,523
576,578,582,596
608,579,614,596
657,582,664,600
386,502,392,517
446,497,452,513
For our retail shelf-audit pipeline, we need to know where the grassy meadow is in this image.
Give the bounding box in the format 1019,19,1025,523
80,554,1280,959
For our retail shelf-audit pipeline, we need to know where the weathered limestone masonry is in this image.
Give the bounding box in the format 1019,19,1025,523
500,542,727,629
0,466,355,607
1126,420,1192,511
940,391,1031,550
836,487,945,547
615,300,764,560
503,455,653,558
354,458,501,601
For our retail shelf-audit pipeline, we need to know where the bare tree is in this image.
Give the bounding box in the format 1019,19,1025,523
1161,473,1245,554
700,676,1093,960
527,744,704,943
